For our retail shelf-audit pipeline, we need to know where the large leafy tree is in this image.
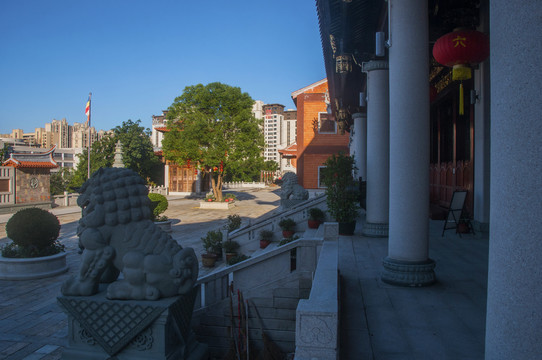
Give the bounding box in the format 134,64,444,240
69,119,161,190
162,82,265,201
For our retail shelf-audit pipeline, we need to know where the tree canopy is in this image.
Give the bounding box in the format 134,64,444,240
69,119,161,191
162,82,265,201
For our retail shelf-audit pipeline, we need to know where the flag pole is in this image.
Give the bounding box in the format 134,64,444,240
86,92,92,179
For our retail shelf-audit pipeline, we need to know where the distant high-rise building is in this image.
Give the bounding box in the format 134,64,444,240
262,104,297,173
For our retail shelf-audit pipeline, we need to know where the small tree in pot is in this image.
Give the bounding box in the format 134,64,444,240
321,152,360,235
307,208,325,229
259,229,274,249
279,218,296,238
201,230,223,267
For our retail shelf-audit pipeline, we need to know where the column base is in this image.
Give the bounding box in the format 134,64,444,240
381,257,436,287
362,222,389,237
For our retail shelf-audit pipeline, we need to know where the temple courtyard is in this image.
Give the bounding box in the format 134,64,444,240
0,187,488,359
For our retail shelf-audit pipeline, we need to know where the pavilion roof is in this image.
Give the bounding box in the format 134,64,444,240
2,145,59,169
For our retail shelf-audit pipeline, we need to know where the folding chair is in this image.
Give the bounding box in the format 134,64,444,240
441,190,474,237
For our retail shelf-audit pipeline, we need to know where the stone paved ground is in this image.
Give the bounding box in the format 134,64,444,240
0,187,281,360
0,187,489,359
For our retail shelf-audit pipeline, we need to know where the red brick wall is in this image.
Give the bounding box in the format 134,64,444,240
295,81,349,189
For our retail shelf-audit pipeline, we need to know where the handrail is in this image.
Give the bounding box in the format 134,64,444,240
195,237,323,311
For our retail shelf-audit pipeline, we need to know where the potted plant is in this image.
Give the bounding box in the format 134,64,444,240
259,229,274,249
0,208,67,280
148,193,171,232
224,214,242,233
321,152,360,235
201,230,223,267
307,208,325,229
222,240,240,262
279,218,296,238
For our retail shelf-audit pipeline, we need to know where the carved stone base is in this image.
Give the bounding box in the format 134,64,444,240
362,222,389,237
58,288,208,360
381,257,436,287
199,201,234,209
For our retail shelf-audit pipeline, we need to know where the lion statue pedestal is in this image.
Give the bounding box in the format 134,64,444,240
58,168,207,359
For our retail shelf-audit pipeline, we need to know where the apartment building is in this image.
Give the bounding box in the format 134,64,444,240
262,104,297,174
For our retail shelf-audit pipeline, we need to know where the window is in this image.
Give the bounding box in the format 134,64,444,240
318,112,336,134
0,179,9,192
318,166,327,188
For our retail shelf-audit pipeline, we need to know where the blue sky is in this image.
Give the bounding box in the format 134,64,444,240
0,1,326,134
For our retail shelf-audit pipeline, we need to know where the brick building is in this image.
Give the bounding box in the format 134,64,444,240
290,79,349,189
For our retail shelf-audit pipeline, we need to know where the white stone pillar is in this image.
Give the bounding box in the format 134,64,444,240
350,112,367,181
485,1,542,358
381,0,435,286
362,61,389,237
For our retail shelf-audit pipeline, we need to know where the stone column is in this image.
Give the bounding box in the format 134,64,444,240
362,61,389,237
381,0,435,286
350,112,367,182
485,1,542,358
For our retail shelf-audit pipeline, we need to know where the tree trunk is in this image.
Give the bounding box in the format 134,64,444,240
211,173,223,201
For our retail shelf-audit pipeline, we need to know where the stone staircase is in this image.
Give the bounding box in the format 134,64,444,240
192,274,312,357
190,197,332,358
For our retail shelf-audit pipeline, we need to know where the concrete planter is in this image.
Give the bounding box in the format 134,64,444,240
154,219,172,233
199,201,235,210
0,252,68,280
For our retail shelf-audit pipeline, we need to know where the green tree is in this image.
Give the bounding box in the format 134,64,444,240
162,82,265,201
69,120,161,190
50,168,74,195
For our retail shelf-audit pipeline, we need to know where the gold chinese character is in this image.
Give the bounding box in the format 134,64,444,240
453,36,467,48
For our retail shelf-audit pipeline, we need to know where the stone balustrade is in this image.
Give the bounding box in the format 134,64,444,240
295,222,340,359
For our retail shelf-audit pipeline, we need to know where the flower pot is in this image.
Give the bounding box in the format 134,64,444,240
282,230,295,238
260,239,271,249
338,221,356,236
0,252,68,280
226,252,237,262
201,253,218,268
308,220,322,229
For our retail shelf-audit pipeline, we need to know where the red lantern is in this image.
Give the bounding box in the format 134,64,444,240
433,29,489,114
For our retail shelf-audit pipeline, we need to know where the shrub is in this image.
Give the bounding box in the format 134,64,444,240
259,229,274,241
279,235,300,246
3,208,63,258
279,218,296,231
223,240,240,253
224,214,242,232
227,254,249,266
224,193,237,202
308,208,325,222
148,193,168,221
201,230,223,255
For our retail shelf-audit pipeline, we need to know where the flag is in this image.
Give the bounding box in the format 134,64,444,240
85,94,91,125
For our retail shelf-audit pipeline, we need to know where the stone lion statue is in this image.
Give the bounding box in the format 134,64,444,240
280,172,309,201
61,168,198,301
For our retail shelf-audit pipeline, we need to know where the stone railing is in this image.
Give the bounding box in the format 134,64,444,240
295,222,340,359
194,236,323,311
225,195,327,256
222,181,267,189
148,185,168,195
52,192,79,207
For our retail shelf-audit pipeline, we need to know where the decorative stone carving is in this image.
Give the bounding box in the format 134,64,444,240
58,168,207,359
61,167,198,300
280,172,309,208
381,257,436,287
362,222,389,237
